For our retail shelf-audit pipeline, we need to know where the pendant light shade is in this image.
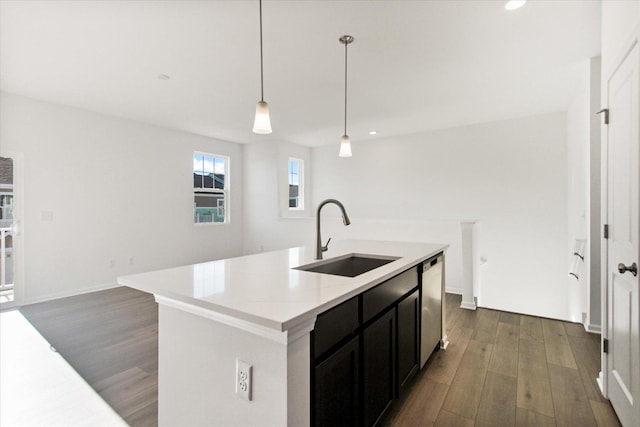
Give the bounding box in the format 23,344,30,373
339,35,354,157
253,100,272,134
339,135,352,157
253,0,272,134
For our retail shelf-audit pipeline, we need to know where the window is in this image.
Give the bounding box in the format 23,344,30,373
288,158,303,210
193,152,228,224
0,192,12,221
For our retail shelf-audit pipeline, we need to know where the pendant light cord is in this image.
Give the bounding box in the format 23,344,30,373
344,39,348,135
259,0,264,102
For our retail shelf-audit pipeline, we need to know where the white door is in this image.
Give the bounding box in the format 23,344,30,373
606,41,640,427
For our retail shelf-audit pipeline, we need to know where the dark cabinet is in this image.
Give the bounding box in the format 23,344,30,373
313,297,359,359
363,309,396,427
362,269,416,323
313,336,360,427
397,290,419,392
312,263,430,427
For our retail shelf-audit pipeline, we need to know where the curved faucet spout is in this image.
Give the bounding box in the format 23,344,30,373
316,199,351,260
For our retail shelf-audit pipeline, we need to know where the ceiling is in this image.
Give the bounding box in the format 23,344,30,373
0,0,601,148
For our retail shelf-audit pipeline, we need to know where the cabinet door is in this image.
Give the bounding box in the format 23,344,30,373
397,290,419,392
313,336,360,427
363,309,395,427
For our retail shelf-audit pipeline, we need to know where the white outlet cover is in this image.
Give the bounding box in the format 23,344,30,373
236,359,252,401
41,210,54,221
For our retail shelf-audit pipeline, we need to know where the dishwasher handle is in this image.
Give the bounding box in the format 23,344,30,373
424,254,443,270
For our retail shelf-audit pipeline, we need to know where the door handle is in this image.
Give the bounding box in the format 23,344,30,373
617,262,638,277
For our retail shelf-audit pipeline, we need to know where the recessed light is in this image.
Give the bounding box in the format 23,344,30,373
369,130,377,135
505,0,526,10
157,74,171,80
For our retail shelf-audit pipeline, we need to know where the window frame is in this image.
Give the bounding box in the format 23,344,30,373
288,157,304,211
193,151,230,225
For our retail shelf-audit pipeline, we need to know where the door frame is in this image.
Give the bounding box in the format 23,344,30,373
0,152,24,309
599,27,640,405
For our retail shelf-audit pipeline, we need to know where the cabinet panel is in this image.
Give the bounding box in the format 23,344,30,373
313,296,359,359
363,268,417,324
363,309,395,427
313,336,360,427
397,290,419,391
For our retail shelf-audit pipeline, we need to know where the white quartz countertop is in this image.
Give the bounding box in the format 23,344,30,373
117,239,447,333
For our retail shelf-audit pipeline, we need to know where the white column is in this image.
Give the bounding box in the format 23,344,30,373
460,221,477,310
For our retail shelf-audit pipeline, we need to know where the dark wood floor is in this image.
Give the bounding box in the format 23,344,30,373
382,294,621,427
20,288,620,427
20,286,158,427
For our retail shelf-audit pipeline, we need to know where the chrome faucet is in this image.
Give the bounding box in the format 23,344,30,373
316,199,351,260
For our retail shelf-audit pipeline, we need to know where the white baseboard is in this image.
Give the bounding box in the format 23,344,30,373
445,287,462,295
586,323,602,334
440,334,449,350
460,300,477,310
596,371,605,397
22,282,121,306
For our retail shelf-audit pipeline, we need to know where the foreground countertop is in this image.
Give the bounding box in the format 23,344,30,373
117,239,447,333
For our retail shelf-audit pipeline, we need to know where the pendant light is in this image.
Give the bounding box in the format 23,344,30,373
253,0,272,134
339,35,353,157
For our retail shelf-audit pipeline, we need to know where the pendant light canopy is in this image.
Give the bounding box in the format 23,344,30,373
253,0,272,134
339,35,353,157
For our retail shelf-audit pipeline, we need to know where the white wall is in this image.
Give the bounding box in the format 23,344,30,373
312,113,571,320
2,89,581,323
242,140,314,255
0,92,244,304
566,57,603,327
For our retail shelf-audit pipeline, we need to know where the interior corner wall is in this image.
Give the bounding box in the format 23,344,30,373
588,56,602,332
0,92,244,304
242,140,314,256
566,59,591,324
311,112,570,321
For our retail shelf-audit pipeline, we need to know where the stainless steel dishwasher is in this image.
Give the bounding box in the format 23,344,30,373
421,253,444,368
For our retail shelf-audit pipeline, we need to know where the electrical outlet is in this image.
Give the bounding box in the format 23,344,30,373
236,359,252,401
41,210,54,221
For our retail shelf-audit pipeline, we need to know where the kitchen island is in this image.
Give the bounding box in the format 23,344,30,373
118,239,448,426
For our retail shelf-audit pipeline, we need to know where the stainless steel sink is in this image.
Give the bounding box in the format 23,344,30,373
294,254,399,277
